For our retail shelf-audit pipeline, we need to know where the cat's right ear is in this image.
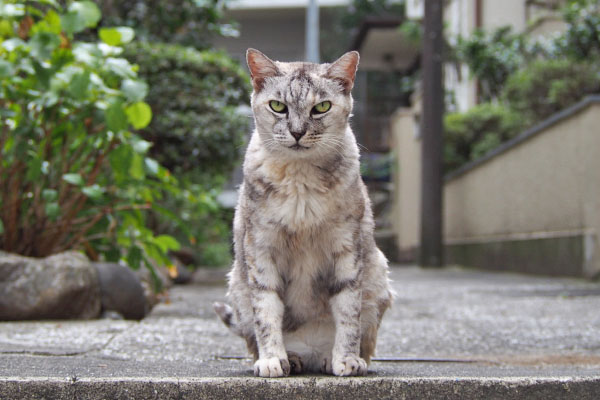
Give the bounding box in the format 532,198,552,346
247,48,281,92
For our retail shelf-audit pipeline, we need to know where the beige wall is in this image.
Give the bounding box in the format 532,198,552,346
391,107,421,257
392,99,600,277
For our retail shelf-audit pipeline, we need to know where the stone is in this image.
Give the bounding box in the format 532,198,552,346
134,265,170,309
0,251,101,320
92,262,149,320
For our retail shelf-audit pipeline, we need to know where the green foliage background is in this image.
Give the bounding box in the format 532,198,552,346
122,42,251,266
445,0,600,172
0,0,185,287
0,0,251,278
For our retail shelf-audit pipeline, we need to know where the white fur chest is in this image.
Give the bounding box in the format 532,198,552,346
261,160,336,230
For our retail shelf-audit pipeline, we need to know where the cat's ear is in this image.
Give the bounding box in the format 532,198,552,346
326,51,360,94
247,48,281,92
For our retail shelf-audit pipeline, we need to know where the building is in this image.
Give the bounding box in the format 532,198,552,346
212,0,348,63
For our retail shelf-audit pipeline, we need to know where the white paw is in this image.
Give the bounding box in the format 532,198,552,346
253,357,290,378
332,354,368,376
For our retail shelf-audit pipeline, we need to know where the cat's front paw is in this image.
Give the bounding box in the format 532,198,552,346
253,357,290,378
332,354,368,376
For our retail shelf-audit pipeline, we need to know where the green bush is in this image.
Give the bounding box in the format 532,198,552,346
0,0,183,286
552,0,600,61
446,0,600,172
121,42,251,266
94,0,238,49
122,42,250,179
456,27,543,102
502,59,600,126
444,104,523,172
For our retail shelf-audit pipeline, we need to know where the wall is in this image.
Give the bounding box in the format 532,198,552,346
391,105,421,261
392,96,600,278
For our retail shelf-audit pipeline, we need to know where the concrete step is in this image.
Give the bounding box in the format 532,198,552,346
2,266,599,399
2,375,600,399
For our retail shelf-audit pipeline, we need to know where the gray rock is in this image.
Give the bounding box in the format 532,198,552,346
134,265,170,309
92,262,149,320
0,251,101,320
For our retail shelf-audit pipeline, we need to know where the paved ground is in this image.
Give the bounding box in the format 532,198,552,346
1,266,600,399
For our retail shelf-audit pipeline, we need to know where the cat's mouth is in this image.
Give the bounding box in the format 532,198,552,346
288,144,309,151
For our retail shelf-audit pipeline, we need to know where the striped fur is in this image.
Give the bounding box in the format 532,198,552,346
214,49,393,377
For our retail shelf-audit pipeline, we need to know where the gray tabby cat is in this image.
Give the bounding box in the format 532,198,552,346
213,49,393,377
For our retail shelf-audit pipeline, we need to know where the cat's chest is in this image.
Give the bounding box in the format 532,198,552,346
260,162,339,229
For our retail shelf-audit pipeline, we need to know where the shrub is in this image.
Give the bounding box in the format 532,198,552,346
502,59,600,126
0,0,182,286
552,0,600,61
455,27,544,102
122,42,250,179
444,104,523,172
94,0,238,48
122,42,251,266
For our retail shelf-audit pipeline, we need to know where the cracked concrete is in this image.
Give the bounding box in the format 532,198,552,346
1,266,600,399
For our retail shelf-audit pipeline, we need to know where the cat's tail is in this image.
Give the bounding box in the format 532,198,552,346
213,302,241,335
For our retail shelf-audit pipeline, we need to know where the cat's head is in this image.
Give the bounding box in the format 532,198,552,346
247,48,359,158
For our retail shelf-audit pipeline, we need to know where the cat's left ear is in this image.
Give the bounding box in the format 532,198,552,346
326,51,359,94
247,48,281,92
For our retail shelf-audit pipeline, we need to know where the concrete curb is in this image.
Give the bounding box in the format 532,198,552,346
2,376,600,400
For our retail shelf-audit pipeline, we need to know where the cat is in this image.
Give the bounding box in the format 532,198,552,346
213,48,393,378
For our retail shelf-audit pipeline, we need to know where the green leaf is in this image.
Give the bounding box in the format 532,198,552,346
125,102,152,129
45,202,60,219
62,173,84,186
0,3,25,17
99,27,135,46
127,246,143,270
29,32,61,61
0,59,12,79
62,1,101,34
25,157,43,182
143,257,163,292
2,38,25,52
121,79,148,102
105,57,135,78
154,235,181,252
144,158,159,175
129,153,145,180
109,145,133,180
0,219,3,235
133,139,152,154
68,71,91,100
0,20,13,37
42,189,58,202
98,28,121,46
31,9,62,36
82,184,103,200
105,101,128,133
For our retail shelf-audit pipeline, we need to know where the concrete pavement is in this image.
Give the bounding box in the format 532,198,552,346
1,266,600,399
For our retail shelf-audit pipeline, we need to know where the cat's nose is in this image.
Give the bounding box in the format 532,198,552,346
290,130,306,141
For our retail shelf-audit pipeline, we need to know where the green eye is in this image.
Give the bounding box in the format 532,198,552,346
313,101,331,114
269,100,287,113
